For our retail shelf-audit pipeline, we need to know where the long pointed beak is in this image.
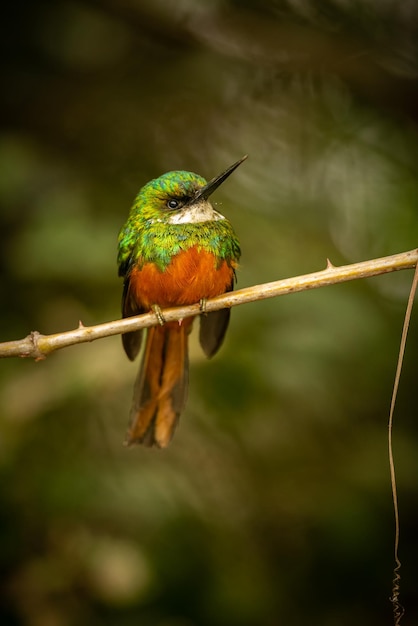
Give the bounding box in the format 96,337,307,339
192,155,248,202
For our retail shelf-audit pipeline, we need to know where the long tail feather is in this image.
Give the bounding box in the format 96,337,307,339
125,322,190,448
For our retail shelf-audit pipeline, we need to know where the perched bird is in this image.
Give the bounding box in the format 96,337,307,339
117,156,246,447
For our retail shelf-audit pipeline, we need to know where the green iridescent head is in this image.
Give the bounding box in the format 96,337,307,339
144,170,207,197
131,155,248,220
134,170,207,220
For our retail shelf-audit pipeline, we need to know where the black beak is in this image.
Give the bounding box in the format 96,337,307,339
192,155,248,203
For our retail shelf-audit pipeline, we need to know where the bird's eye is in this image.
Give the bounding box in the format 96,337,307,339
167,199,179,210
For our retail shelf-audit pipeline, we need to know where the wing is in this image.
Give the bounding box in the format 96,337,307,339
120,266,144,362
199,275,235,358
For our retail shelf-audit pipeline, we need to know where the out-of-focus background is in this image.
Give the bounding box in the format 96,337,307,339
1,1,418,624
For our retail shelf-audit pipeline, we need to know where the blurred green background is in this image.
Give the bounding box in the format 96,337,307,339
1,1,418,624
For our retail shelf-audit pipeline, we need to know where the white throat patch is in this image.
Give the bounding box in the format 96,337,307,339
166,200,225,225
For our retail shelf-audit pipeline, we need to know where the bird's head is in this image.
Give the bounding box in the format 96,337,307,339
135,155,248,225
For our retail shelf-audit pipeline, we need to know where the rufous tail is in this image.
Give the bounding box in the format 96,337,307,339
125,321,191,448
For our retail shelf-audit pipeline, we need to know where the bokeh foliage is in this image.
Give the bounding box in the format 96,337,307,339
1,1,418,624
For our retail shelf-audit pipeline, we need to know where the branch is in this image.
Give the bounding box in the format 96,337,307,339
1,248,417,360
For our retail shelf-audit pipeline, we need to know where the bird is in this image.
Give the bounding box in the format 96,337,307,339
117,156,246,448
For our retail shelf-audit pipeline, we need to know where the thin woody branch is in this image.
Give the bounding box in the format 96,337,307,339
1,248,417,360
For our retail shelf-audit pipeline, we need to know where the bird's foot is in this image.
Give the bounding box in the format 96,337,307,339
152,304,165,326
199,298,207,314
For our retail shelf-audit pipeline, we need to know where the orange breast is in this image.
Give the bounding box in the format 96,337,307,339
129,246,236,310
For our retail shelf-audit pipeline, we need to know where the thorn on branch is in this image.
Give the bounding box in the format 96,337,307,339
326,258,335,269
